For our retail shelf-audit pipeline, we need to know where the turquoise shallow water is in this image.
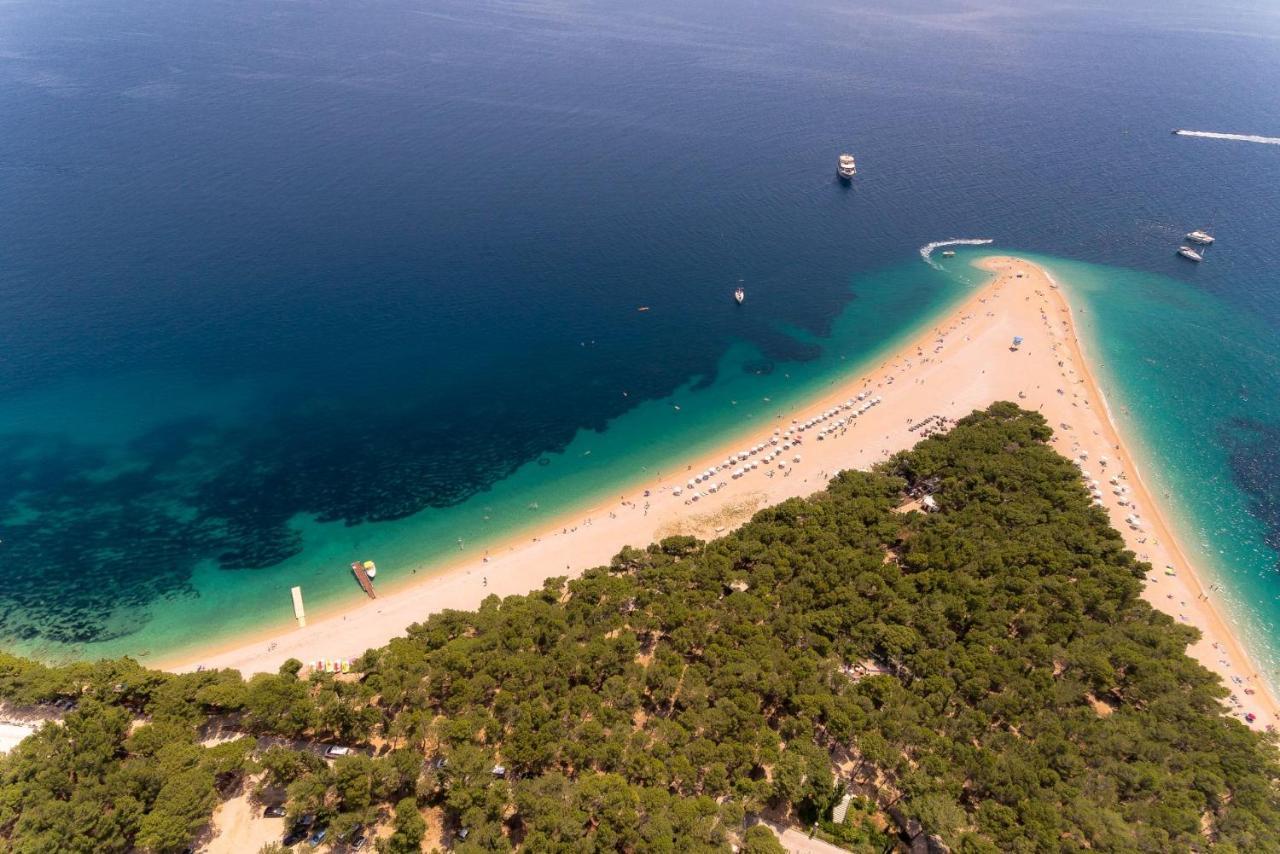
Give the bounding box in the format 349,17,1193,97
1030,253,1280,688
19,256,979,663
13,245,1280,702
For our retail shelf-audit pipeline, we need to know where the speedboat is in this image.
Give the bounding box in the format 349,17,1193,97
1185,229,1214,245
1177,245,1203,262
836,153,857,181
734,286,745,304
941,250,956,257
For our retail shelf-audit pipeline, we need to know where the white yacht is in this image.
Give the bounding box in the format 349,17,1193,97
1177,245,1203,262
836,153,857,181
734,285,745,304
941,250,956,257
1185,230,1214,245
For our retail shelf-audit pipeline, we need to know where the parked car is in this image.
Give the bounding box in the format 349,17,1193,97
324,745,352,759
263,805,286,818
308,828,327,846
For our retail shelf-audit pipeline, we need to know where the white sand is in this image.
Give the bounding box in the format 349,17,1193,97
166,256,1279,733
0,721,39,754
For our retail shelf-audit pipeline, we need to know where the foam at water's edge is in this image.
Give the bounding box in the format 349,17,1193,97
920,238,995,269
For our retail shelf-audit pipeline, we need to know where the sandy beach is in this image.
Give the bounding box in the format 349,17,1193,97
167,256,1280,733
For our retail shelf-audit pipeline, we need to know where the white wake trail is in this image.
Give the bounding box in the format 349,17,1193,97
1174,129,1280,145
919,238,994,270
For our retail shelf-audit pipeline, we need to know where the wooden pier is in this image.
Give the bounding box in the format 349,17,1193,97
350,561,377,599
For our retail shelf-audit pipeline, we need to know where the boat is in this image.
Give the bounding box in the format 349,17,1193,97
734,285,745,305
1177,245,1203,262
836,153,857,181
941,250,956,257
1185,229,1214,245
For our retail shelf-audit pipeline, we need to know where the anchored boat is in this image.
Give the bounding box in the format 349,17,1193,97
836,153,857,181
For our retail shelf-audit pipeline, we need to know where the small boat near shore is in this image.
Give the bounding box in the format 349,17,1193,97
1177,245,1203,262
836,153,857,181
941,250,956,257
1185,229,1214,245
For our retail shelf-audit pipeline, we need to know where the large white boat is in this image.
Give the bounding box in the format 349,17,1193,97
1177,245,1203,262
1185,229,1214,245
836,153,857,181
734,285,745,304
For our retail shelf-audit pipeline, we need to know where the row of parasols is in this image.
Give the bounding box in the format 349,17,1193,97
1078,451,1142,530
670,391,884,500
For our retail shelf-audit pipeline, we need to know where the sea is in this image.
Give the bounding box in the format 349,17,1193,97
2,0,1280,681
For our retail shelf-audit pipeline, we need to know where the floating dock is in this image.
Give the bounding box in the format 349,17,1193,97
350,560,377,599
291,585,306,627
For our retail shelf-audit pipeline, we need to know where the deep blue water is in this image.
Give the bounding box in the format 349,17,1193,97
2,0,1279,661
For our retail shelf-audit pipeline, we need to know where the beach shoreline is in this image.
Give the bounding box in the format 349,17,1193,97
154,272,986,672
163,256,1280,733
